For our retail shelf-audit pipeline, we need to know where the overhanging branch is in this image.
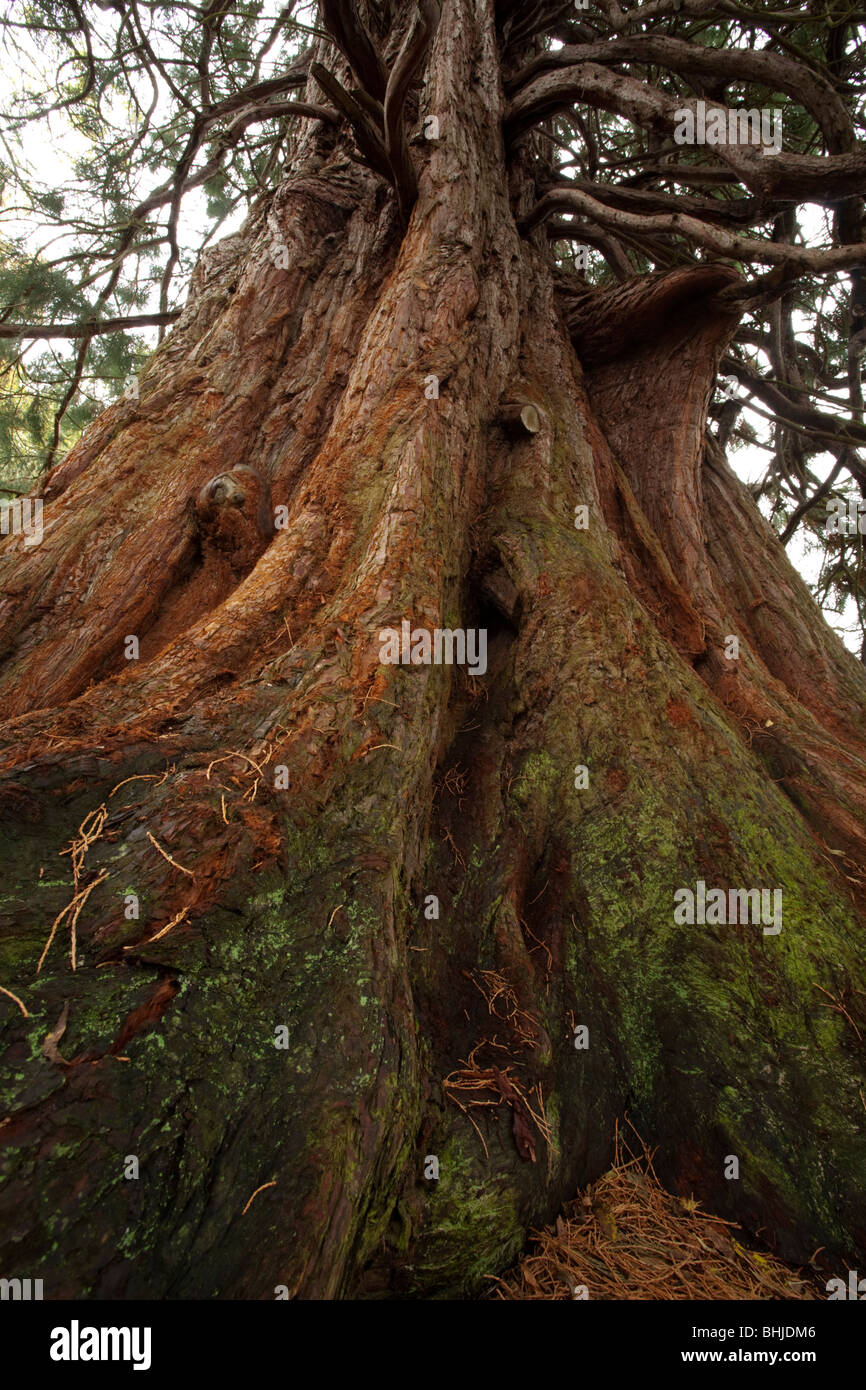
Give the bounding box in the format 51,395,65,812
0,313,182,341
506,65,866,203
780,452,849,544
545,176,787,229
522,188,866,272
722,357,866,449
507,35,853,154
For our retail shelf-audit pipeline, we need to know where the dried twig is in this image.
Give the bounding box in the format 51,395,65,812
0,984,29,1017
242,1180,277,1215
466,968,539,1048
146,831,195,878
37,869,109,973
812,982,863,1041
127,907,191,948
520,917,553,976
443,1041,554,1167
441,825,465,869
109,770,170,797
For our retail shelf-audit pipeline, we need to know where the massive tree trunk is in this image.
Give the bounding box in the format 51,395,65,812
2,0,865,1299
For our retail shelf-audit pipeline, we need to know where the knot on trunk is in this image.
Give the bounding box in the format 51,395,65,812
194,464,275,569
499,400,544,435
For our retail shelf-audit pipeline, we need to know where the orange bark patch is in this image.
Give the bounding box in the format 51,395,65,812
604,767,629,796
665,697,695,728
113,974,180,1053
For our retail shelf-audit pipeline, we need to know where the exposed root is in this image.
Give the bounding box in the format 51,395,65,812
34,803,113,971
205,751,266,782
204,741,277,806
109,770,171,798
60,804,108,885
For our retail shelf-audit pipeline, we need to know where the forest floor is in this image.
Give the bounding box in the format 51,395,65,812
491,1125,824,1301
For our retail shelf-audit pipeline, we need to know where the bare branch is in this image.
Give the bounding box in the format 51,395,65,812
508,35,854,154
0,314,181,341
522,187,866,272
722,357,866,448
506,64,866,203
384,0,440,225
546,175,787,229
780,452,848,543
321,0,388,103
311,61,391,182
